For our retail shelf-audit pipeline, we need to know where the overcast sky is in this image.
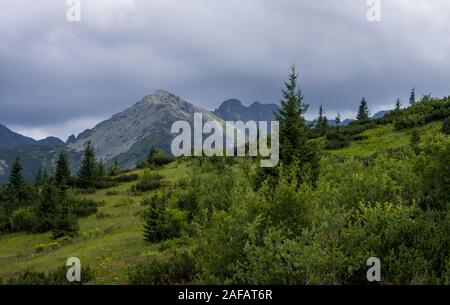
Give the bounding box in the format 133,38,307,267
1,0,449,140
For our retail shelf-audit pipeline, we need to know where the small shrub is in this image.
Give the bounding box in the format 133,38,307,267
111,174,139,183
69,197,98,217
10,207,38,232
143,198,186,243
128,249,196,285
146,148,173,167
141,194,162,206
352,134,369,141
94,180,119,189
35,241,60,253
131,171,164,194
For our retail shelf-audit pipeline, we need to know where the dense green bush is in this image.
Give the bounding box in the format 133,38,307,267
69,197,98,217
111,173,139,183
131,171,164,194
138,148,173,169
415,135,450,210
128,249,196,284
10,207,38,232
324,129,349,150
143,195,187,243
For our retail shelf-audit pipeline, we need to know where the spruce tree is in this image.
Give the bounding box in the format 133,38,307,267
335,113,341,129
275,66,309,163
316,105,328,132
55,150,71,186
97,160,106,182
409,87,416,105
36,177,60,232
35,166,44,186
395,98,402,111
52,198,79,239
274,66,319,184
356,97,370,122
77,141,98,188
6,157,28,211
143,200,169,243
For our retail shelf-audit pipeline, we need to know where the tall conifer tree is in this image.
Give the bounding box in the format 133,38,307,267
274,66,319,184
356,97,370,122
77,141,98,188
55,149,71,186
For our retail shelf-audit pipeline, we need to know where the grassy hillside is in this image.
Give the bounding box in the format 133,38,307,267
328,121,443,158
0,161,191,284
0,119,448,284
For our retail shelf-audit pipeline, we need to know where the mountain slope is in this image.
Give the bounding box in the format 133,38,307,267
66,90,222,169
0,145,58,184
0,124,37,148
0,126,64,184
0,124,64,148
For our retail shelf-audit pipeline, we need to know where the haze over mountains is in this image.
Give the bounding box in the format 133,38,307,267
0,89,391,184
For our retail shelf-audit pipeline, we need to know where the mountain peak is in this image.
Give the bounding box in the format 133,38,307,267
66,91,218,169
152,89,172,97
213,99,278,122
222,98,243,107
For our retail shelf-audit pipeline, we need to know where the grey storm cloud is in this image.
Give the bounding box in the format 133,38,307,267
0,0,450,139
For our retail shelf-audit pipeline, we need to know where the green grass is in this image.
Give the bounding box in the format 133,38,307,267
0,159,191,284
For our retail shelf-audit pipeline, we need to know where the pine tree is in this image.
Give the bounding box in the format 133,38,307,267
97,160,106,182
36,176,60,232
335,113,341,128
395,98,402,111
356,97,370,122
409,87,416,105
6,157,28,212
316,105,328,132
35,166,44,186
275,66,309,163
52,198,79,239
55,150,71,186
274,66,319,184
77,141,98,188
143,200,168,243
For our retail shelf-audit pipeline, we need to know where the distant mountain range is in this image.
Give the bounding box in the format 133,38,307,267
0,124,64,183
213,99,279,122
0,124,64,148
0,90,392,184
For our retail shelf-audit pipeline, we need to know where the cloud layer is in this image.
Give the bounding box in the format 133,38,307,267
1,0,449,139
